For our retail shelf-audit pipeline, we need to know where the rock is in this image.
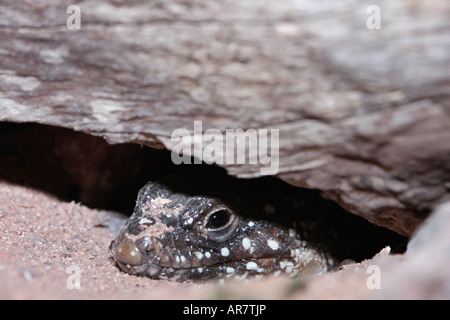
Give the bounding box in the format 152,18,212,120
370,201,450,299
1,0,449,235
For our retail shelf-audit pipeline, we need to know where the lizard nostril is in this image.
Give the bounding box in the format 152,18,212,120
114,238,145,266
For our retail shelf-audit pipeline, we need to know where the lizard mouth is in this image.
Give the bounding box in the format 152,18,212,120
111,236,327,282
114,259,282,282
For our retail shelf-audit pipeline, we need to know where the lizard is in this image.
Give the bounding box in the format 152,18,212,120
110,165,406,282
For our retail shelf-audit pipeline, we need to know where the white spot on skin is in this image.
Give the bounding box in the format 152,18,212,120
242,237,251,250
197,268,203,273
242,272,249,279
286,266,294,274
175,256,180,263
205,252,211,258
248,221,255,227
150,197,171,205
187,217,193,224
267,239,279,250
288,228,296,237
221,247,230,257
246,261,258,271
139,217,154,225
180,256,186,263
226,267,235,274
195,251,203,260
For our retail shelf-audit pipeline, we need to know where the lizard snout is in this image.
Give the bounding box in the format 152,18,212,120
112,236,164,277
114,238,145,266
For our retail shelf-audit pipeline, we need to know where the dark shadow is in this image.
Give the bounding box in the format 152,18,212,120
0,122,179,214
0,122,407,262
147,165,408,262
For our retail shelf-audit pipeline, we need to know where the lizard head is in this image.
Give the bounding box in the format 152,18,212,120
110,166,406,282
110,180,328,282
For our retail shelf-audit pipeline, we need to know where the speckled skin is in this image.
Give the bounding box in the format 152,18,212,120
110,166,406,282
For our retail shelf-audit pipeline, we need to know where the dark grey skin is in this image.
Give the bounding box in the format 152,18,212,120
110,166,406,282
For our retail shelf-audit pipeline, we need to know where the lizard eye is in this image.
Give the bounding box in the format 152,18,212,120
205,209,232,229
201,207,239,242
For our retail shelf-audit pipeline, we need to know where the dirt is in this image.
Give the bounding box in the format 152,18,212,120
1,180,449,299
0,182,186,299
0,181,298,299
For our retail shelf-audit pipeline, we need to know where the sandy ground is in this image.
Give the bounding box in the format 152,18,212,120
1,181,449,300
0,181,291,299
0,182,199,299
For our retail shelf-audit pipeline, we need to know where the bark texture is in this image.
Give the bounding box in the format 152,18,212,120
1,0,449,236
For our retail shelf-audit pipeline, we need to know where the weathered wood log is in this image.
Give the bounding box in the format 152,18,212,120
1,0,449,236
